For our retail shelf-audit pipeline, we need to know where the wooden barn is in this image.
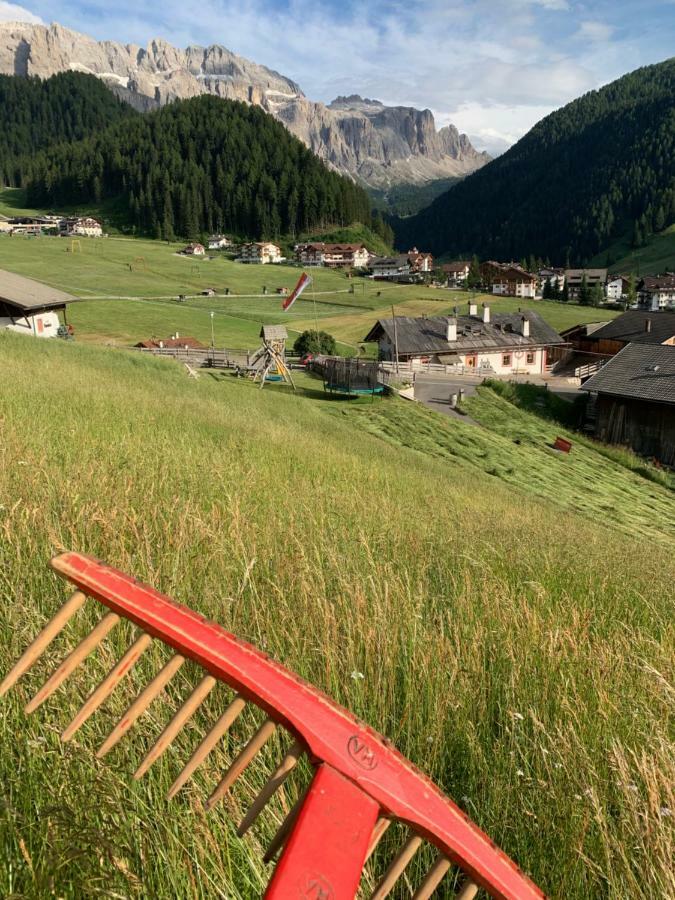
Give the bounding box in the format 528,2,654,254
580,343,675,466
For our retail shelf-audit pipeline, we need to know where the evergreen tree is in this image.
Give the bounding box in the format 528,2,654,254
578,275,591,305
467,255,482,288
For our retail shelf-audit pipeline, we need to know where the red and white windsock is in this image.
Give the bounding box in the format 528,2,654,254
283,272,312,311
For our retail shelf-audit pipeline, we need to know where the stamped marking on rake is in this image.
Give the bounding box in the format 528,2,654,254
2,553,546,900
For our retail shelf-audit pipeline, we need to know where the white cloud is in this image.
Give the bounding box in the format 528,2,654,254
576,20,615,42
0,1,43,23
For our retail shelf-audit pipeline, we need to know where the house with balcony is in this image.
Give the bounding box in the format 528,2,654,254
239,242,283,264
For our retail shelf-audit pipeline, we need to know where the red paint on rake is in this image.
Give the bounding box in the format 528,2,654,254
2,552,546,900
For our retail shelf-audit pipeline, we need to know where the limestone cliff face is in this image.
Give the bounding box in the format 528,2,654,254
0,22,490,187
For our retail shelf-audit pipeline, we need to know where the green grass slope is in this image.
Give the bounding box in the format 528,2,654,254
592,222,675,274
0,333,673,899
0,231,620,352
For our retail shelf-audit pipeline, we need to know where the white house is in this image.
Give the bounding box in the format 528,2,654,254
0,268,72,338
296,242,370,268
208,234,232,250
639,275,675,310
239,242,283,264
363,303,565,374
443,261,471,285
605,275,628,303
59,216,103,237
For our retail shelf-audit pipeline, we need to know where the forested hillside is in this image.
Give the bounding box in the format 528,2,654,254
22,94,375,240
0,72,137,186
396,59,675,264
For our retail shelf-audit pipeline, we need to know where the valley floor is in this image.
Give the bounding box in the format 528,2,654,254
0,232,619,353
0,334,673,899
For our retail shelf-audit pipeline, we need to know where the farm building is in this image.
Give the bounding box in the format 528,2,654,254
364,303,564,374
0,268,71,338
574,310,675,356
580,343,675,466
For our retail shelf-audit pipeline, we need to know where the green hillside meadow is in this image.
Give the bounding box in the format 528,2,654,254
0,333,673,898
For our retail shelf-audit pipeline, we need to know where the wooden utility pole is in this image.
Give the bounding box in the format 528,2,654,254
391,305,399,374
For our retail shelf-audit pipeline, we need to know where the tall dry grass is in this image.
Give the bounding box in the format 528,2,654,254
0,333,672,898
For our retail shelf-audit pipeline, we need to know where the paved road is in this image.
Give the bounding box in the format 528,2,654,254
412,371,581,419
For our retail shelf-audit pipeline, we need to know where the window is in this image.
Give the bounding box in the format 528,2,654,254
526,351,535,365
502,353,511,367
466,354,477,368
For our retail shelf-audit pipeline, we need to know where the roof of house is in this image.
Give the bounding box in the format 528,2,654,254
370,255,410,267
585,310,675,345
0,268,74,311
261,324,288,341
442,261,471,272
135,336,206,349
560,321,607,339
580,343,675,405
363,311,564,354
641,275,675,291
565,268,607,282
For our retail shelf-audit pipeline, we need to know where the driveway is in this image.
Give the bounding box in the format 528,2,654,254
412,374,479,422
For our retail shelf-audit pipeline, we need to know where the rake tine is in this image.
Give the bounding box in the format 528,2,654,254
456,879,479,899
0,591,86,697
61,633,153,742
412,853,452,899
365,816,392,863
370,833,423,900
167,694,246,799
262,785,309,863
97,654,185,758
25,612,120,714
237,739,303,836
205,718,276,811
134,674,216,779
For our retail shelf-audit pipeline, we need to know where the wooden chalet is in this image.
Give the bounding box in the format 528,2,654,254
580,343,675,465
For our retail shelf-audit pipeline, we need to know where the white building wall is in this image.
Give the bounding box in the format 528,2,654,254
1,310,61,337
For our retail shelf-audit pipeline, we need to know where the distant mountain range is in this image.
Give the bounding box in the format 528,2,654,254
395,58,675,265
0,22,490,190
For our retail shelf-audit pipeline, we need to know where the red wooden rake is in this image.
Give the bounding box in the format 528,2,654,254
1,552,545,900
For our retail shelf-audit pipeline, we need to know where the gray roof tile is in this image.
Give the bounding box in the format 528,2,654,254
580,343,675,405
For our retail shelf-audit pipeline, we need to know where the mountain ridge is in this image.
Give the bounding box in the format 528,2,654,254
0,21,490,190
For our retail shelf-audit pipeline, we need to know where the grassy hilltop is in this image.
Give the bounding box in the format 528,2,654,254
0,333,673,898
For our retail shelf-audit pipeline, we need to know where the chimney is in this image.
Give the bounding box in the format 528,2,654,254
521,315,530,338
645,319,652,333
468,301,478,316
482,303,490,324
446,318,457,342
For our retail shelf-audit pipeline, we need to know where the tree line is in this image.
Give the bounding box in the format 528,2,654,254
395,58,675,265
0,72,136,186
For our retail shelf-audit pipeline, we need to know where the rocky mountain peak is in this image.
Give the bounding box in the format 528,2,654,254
0,20,490,188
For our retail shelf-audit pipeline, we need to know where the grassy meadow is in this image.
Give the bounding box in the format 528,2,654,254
0,230,620,351
0,333,673,899
591,223,675,275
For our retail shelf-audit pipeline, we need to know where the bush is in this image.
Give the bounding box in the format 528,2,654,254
293,330,337,356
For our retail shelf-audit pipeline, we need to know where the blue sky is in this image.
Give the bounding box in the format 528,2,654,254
1,0,673,154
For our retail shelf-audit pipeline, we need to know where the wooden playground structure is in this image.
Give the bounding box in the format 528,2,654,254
246,325,295,390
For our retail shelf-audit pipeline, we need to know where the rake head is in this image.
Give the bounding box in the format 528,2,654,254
1,552,545,900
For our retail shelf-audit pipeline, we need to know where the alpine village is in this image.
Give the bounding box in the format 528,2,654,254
0,10,673,900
